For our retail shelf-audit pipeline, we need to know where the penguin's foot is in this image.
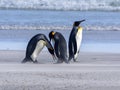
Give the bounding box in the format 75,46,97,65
68,56,73,61
22,58,27,63
33,60,38,63
22,60,33,63
55,60,63,64
65,60,69,64
21,57,33,63
22,58,32,63
73,59,77,62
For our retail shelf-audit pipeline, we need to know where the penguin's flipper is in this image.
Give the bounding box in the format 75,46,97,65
73,36,77,55
68,40,73,61
54,40,60,59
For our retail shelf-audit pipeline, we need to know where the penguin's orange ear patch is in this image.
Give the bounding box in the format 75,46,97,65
52,32,55,35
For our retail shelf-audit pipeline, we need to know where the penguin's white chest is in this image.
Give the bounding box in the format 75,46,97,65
74,30,82,60
31,40,46,61
76,30,82,52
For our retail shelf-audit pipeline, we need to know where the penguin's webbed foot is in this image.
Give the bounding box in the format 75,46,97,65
21,58,29,63
33,60,38,63
55,60,63,64
65,60,69,64
22,59,33,63
21,58,31,63
73,58,77,62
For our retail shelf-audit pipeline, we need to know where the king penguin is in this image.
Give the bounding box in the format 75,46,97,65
22,34,54,63
49,31,68,63
68,19,85,62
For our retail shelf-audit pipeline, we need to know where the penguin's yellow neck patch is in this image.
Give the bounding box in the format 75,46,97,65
78,26,83,31
52,32,55,36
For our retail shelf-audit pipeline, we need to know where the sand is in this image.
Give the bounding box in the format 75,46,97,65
0,50,119,90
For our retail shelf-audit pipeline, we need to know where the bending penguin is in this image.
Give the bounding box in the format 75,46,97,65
22,34,54,63
49,31,68,63
68,19,85,62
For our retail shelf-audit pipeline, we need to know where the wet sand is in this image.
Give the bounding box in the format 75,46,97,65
0,50,120,90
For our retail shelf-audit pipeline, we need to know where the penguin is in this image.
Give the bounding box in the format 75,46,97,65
68,19,85,62
22,34,54,63
49,31,68,63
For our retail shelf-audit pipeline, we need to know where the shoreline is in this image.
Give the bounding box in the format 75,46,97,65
0,30,120,53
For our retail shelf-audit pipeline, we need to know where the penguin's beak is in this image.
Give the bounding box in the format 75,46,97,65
52,54,56,60
77,19,85,25
74,19,85,26
79,19,85,23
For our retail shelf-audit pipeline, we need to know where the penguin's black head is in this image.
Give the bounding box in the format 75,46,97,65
49,31,55,41
74,19,85,27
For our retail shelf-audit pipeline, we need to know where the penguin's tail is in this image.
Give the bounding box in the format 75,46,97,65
21,57,32,63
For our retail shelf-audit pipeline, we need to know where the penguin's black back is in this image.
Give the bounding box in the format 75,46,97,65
26,34,47,58
54,32,67,60
68,27,78,60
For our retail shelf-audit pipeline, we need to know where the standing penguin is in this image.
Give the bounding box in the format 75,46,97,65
49,31,68,63
68,19,85,62
22,34,54,63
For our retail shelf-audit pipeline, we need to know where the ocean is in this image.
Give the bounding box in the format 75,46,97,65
0,10,120,31
0,0,120,53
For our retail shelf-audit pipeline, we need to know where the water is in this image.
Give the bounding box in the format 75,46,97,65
0,10,120,31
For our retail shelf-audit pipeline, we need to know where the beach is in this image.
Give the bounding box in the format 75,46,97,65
0,50,120,90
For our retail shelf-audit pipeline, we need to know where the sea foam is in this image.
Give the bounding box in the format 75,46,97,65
0,25,120,31
0,0,120,11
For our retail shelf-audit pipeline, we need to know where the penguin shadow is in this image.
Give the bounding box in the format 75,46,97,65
21,60,55,64
68,60,81,64
53,61,69,64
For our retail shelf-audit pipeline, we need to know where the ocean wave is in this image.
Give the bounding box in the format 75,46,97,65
0,0,120,11
0,25,120,31
0,25,71,30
